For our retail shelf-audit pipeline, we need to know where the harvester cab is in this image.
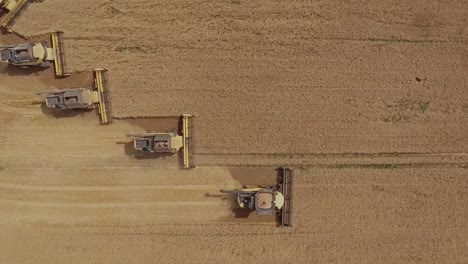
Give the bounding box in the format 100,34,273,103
36,69,113,124
127,114,194,169
220,167,293,227
0,31,69,77
0,0,30,30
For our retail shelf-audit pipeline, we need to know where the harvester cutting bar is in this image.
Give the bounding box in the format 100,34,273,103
280,167,293,227
182,114,194,169
50,31,70,77
94,68,112,124
0,0,30,30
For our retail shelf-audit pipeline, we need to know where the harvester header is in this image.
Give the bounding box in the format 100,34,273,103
0,0,30,30
93,68,112,124
50,31,70,77
279,167,293,227
182,114,193,169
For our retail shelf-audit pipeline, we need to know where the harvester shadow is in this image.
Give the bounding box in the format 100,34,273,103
275,167,284,184
38,103,93,119
177,118,183,135
0,64,49,76
207,192,254,219
177,150,189,169
233,208,255,218
118,141,175,160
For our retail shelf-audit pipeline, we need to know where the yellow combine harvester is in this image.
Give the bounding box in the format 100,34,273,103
127,114,195,169
36,69,112,124
221,167,293,227
0,31,69,77
0,0,29,30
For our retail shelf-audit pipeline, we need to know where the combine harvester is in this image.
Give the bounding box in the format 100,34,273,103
36,68,112,124
0,31,69,77
221,167,293,227
0,0,30,30
127,114,195,169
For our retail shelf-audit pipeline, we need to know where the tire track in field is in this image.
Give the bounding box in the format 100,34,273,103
194,151,468,167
